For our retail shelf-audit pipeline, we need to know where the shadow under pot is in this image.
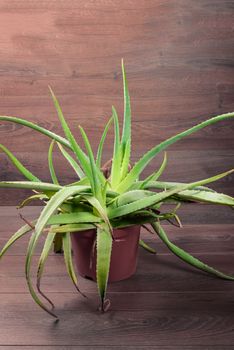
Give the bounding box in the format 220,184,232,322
71,225,141,282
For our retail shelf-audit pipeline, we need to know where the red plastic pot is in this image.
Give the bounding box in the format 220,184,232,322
71,225,141,282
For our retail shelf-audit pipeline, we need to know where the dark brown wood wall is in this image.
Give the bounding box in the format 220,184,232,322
0,0,233,210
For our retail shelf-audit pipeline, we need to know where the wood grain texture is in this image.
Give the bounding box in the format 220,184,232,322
0,207,234,348
0,348,233,350
0,0,233,210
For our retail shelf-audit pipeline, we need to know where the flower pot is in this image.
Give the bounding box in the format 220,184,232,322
71,225,141,282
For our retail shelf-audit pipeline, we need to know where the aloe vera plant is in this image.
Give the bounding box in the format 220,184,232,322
0,60,234,320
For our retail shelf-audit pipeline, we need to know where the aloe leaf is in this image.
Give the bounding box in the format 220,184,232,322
37,230,57,309
67,177,90,187
50,223,95,233
139,239,156,254
67,186,118,199
141,152,167,188
96,223,112,311
83,195,112,232
25,231,59,319
175,189,234,206
111,216,156,228
79,126,102,200
0,181,61,192
111,189,156,207
48,140,59,185
101,180,109,205
48,87,92,180
120,138,131,181
96,116,113,168
121,59,131,153
143,181,234,206
0,221,35,258
110,211,181,228
17,193,48,209
57,142,84,179
0,116,72,149
25,185,91,318
48,212,102,225
117,112,234,193
152,221,234,280
62,232,86,297
53,233,63,253
110,106,122,188
108,169,234,219
0,144,40,182
142,180,214,192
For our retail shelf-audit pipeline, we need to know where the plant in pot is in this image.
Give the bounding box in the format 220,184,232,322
0,61,234,320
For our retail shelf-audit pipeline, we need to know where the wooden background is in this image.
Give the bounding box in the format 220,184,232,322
0,3,234,347
0,0,233,214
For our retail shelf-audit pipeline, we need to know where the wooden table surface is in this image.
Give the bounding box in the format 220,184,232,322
0,206,234,349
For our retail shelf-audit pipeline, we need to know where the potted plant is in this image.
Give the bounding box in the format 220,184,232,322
0,61,234,320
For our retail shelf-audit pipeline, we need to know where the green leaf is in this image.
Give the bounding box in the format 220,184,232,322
48,140,59,185
67,177,90,187
96,116,113,168
53,233,63,253
0,181,61,192
117,112,234,193
142,181,234,206
0,144,40,182
37,229,57,309
142,180,215,192
0,116,72,150
17,193,48,209
108,169,234,219
121,59,131,152
79,126,102,200
110,106,122,188
175,189,234,206
152,221,234,280
0,221,35,258
48,87,92,180
83,195,112,233
57,142,84,179
25,185,91,318
111,189,155,207
62,232,85,297
110,214,158,228
0,181,62,192
50,223,95,233
139,239,156,254
26,231,59,319
48,212,102,225
101,180,109,205
141,152,167,188
96,223,112,311
120,138,131,181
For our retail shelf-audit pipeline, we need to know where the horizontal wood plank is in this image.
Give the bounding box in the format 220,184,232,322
0,0,234,347
1,225,234,256
0,291,234,346
0,0,234,207
1,253,234,294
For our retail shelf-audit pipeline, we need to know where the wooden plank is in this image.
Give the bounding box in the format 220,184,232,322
1,222,234,255
0,348,233,350
0,150,228,178
0,113,234,153
0,204,234,232
0,0,233,208
0,292,234,346
0,0,234,347
1,253,234,294
0,148,234,206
